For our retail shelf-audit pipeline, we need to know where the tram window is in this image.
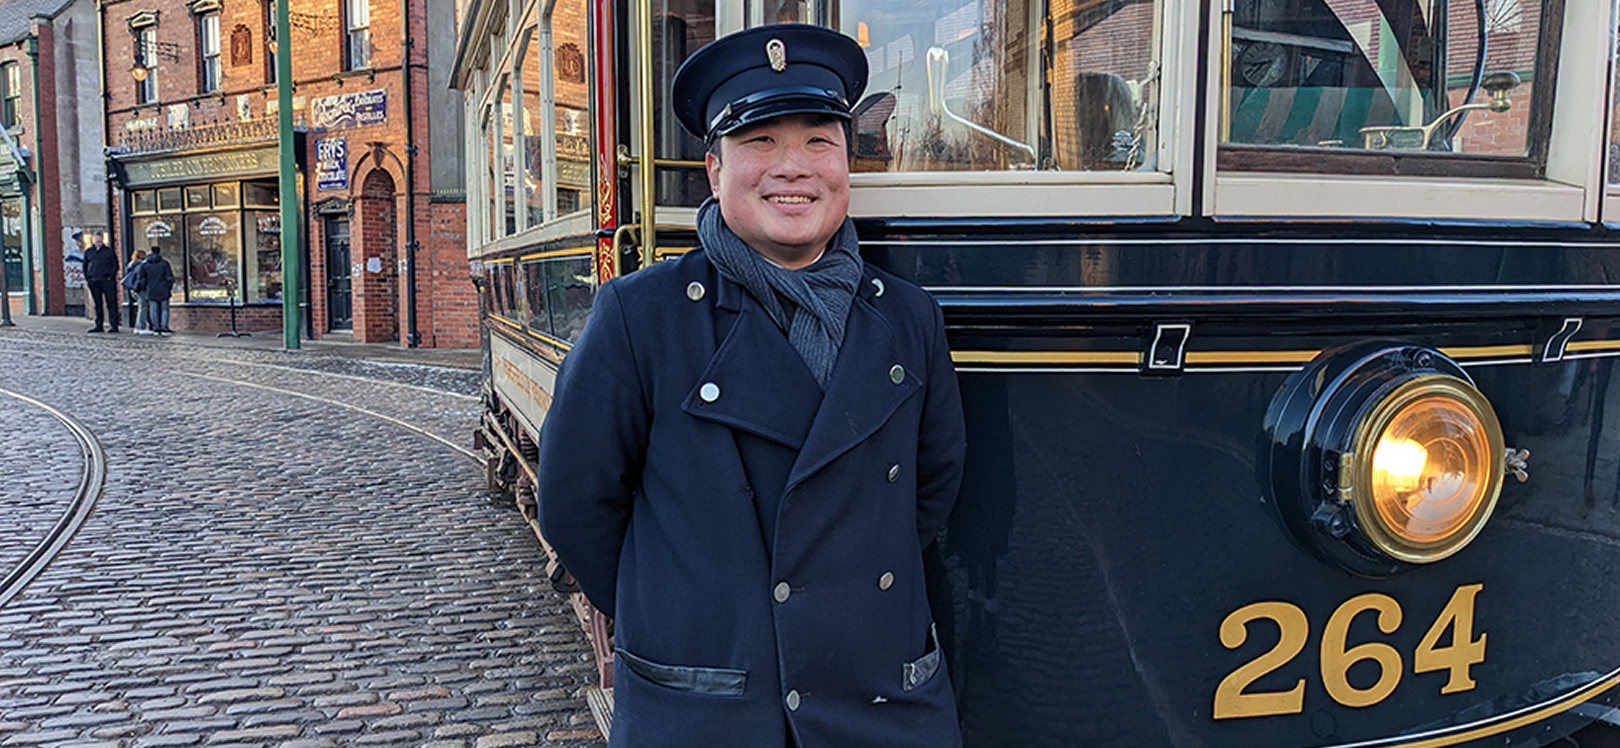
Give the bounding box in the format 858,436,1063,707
815,0,1162,172
500,83,518,236
549,0,592,220
484,104,501,239
652,0,716,206
1219,0,1554,175
522,259,549,332
1609,7,1620,189
543,256,594,343
519,28,546,230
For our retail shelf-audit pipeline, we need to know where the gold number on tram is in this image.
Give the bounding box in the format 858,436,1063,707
1213,602,1308,720
1320,593,1403,708
1414,583,1486,695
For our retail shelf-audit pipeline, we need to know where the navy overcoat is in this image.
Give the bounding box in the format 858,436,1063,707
537,248,966,748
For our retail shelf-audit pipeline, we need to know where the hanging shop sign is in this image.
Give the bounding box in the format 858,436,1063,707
315,138,348,191
310,89,387,131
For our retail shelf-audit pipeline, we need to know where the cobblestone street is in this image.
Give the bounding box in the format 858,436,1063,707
0,319,603,748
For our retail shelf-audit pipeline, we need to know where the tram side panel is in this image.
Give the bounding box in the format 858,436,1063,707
880,236,1620,748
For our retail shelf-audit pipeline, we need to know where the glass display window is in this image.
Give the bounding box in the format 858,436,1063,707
242,181,279,208
185,185,212,211
247,211,282,303
183,211,242,303
214,183,240,208
132,190,158,214
158,188,184,212
132,215,183,284
2,198,21,292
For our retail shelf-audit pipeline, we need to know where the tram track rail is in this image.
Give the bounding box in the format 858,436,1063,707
0,387,107,609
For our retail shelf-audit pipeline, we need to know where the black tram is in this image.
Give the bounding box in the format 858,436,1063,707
453,0,1620,744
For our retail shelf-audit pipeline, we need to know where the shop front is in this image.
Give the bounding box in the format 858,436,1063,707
115,142,304,334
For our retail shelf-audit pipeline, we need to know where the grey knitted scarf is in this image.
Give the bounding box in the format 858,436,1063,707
698,197,862,388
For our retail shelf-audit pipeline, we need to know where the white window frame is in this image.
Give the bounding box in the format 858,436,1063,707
137,27,159,104
1,63,18,128
1208,0,1610,224
345,0,371,70
1601,0,1620,223
199,12,221,93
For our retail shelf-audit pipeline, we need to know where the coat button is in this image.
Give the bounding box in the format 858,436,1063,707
773,582,791,603
786,690,801,711
686,281,705,301
700,382,720,403
889,365,905,384
871,278,885,297
878,572,894,590
887,464,900,483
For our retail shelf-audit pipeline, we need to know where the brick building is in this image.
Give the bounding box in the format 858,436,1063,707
102,0,472,345
0,0,109,320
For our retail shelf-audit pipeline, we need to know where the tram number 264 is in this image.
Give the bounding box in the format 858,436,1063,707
1213,584,1485,720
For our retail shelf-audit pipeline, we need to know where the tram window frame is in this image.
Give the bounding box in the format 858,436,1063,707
1604,1,1620,223
722,0,1202,218
1208,0,1611,224
1213,0,1564,180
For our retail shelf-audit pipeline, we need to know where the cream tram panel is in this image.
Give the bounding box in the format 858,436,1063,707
491,334,556,439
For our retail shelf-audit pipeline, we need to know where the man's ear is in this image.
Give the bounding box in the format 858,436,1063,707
705,150,722,197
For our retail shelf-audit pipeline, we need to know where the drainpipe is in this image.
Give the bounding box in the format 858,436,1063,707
26,34,44,315
401,0,419,347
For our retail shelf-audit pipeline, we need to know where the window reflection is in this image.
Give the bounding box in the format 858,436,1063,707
1224,0,1541,156
833,0,1161,172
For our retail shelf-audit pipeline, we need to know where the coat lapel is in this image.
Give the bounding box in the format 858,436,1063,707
787,292,920,488
681,291,823,451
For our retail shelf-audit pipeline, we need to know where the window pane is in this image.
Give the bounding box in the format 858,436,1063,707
834,0,1162,171
158,189,183,212
2,199,21,291
185,186,211,210
522,260,548,331
247,211,282,302
543,256,594,343
183,211,241,303
652,0,715,206
552,0,592,218
213,183,239,208
132,190,157,214
1223,0,1540,157
1611,5,1620,186
521,29,545,228
133,215,183,288
242,181,278,208
501,85,516,234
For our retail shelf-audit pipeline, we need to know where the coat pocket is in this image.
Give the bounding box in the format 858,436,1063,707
901,624,942,692
616,648,748,697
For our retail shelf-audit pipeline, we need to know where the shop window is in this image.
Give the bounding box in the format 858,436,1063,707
199,12,222,93
1,199,20,292
132,215,182,281
0,63,19,128
183,211,241,303
242,181,278,208
135,27,159,105
345,0,371,70
185,185,211,210
213,183,239,208
158,188,183,212
132,190,158,214
816,0,1164,173
1218,0,1556,177
247,210,281,302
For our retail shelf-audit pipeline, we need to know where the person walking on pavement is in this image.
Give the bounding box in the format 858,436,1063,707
122,249,150,334
82,236,120,333
138,245,175,336
537,24,967,748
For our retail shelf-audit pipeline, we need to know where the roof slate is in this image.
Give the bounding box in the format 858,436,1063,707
0,0,79,46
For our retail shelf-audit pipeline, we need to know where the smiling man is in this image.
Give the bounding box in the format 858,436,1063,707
537,23,966,748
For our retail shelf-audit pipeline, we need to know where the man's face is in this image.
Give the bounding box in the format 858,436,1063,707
706,114,850,269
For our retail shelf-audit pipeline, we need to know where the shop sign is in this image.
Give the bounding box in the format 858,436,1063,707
122,148,278,186
256,214,280,234
198,216,229,236
315,138,348,191
145,219,173,239
126,117,160,132
310,89,387,131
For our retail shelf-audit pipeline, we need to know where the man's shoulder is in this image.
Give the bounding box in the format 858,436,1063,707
862,264,940,315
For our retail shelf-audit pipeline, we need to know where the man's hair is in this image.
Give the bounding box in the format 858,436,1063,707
707,116,855,164
149,246,161,255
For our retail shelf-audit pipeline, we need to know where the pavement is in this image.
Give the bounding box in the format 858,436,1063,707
0,315,603,747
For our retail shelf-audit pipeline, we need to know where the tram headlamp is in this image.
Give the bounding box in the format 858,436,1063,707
1262,344,1507,576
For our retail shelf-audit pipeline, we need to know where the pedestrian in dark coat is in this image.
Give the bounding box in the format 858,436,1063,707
82,236,120,333
537,24,966,748
138,246,176,335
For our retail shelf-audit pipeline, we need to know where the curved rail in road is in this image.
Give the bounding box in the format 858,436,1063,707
0,387,107,608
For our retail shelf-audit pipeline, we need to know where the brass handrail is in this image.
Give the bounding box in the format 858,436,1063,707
636,0,656,269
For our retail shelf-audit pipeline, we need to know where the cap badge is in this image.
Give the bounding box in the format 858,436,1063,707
766,38,787,72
